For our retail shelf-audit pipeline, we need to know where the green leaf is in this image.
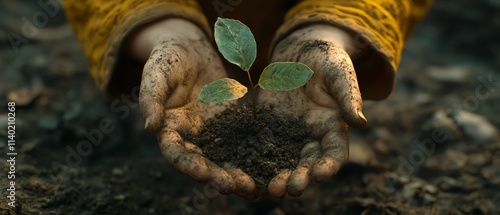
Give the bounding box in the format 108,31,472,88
258,62,314,91
214,17,257,71
198,78,248,102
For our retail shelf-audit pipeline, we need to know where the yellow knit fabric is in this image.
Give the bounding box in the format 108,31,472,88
274,0,432,99
62,0,431,99
61,0,210,96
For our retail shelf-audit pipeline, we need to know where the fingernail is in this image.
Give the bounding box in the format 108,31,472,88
357,111,367,126
144,118,152,130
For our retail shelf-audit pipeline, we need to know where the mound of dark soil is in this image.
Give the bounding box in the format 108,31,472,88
186,103,313,190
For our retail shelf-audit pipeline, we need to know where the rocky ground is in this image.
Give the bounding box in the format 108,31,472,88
0,0,499,214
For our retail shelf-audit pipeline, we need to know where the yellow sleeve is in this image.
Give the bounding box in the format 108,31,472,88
273,0,432,100
61,0,210,97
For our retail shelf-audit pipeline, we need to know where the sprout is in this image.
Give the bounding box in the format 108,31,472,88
198,18,314,110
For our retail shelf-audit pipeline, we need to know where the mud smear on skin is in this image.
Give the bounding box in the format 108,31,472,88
184,103,313,191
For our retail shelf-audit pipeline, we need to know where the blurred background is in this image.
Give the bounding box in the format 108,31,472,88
0,0,499,214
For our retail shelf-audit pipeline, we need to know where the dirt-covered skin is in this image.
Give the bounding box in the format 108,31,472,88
1,0,500,214
185,104,313,194
132,18,369,198
129,18,256,197
257,24,368,197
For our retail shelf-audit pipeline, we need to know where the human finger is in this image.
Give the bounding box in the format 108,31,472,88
140,42,193,133
324,48,367,128
158,127,237,194
139,50,169,133
287,141,321,196
203,160,236,194
223,164,257,199
312,126,349,182
157,128,210,181
268,170,292,198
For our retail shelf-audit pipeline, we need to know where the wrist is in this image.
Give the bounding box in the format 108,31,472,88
124,18,206,62
289,24,365,61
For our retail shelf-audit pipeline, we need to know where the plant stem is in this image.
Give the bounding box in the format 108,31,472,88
245,70,257,117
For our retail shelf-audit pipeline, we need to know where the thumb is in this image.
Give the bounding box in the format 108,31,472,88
139,44,185,133
139,52,168,133
327,47,367,128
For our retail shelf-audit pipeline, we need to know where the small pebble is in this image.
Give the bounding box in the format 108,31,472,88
446,150,467,169
424,184,438,194
63,105,82,121
112,168,124,176
454,111,499,144
402,181,422,200
37,115,59,130
481,165,500,185
423,193,437,203
7,87,39,106
114,194,126,200
422,110,462,141
426,66,471,83
436,177,462,191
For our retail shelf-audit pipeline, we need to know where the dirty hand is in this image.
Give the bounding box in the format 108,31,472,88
128,18,256,198
259,24,367,197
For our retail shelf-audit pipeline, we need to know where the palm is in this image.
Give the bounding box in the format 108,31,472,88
139,32,258,196
258,25,367,197
259,70,350,193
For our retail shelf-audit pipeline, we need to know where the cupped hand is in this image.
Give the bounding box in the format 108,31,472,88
259,24,368,197
130,19,257,199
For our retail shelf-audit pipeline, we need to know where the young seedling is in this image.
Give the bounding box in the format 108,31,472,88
198,18,314,110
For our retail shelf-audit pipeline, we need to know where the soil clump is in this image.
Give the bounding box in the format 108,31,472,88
186,103,313,190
